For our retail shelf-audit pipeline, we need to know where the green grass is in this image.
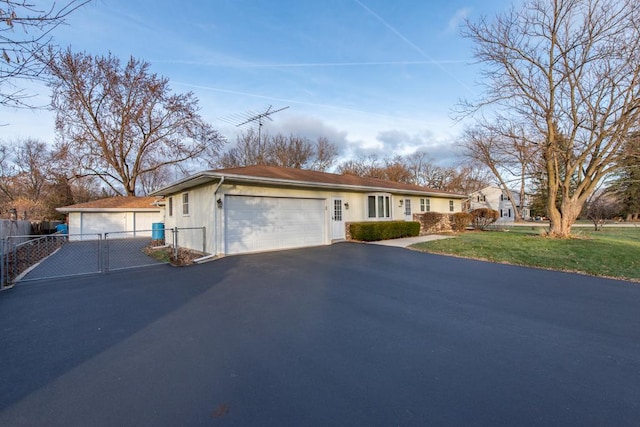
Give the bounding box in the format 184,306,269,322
411,227,640,282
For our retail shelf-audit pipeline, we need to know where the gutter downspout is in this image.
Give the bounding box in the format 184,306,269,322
213,175,224,256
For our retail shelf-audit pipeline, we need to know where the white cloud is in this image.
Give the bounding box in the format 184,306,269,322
447,8,472,34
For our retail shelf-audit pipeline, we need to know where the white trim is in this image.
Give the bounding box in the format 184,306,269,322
56,207,161,213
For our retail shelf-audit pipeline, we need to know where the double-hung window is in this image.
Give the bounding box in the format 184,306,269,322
168,197,173,217
182,193,190,215
367,194,391,219
449,200,454,212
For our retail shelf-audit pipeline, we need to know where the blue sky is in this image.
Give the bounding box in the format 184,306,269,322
3,0,510,165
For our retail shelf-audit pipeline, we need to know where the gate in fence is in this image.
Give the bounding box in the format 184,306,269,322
0,227,206,287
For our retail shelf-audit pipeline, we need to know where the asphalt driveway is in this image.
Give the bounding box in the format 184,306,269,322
1,242,639,426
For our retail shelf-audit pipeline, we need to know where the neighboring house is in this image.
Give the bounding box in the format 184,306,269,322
150,165,467,256
469,186,531,222
57,196,164,239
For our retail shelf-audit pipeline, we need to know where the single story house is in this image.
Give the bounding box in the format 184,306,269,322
150,165,466,256
56,196,164,239
469,186,531,221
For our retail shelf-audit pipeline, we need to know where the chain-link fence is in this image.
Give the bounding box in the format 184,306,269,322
1,234,102,286
166,227,207,259
0,226,206,287
104,230,166,272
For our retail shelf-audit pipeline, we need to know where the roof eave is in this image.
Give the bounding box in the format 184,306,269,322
56,207,163,213
151,171,466,199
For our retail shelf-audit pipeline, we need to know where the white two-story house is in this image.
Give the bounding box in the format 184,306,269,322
469,186,531,222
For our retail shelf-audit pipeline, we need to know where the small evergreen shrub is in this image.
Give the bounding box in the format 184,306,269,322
349,221,420,241
471,208,499,230
452,212,473,232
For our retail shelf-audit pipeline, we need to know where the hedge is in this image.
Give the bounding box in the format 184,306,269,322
349,221,421,242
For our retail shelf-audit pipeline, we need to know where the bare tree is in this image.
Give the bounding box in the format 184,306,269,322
462,0,640,237
48,49,225,196
309,136,338,172
218,129,264,168
1,0,89,107
339,152,490,193
12,138,52,201
219,130,338,171
337,154,390,180
269,134,313,168
585,192,621,231
0,143,16,205
460,122,539,221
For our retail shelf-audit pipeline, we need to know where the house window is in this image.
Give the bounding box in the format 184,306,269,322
168,197,173,217
182,193,189,215
424,198,431,212
367,194,391,219
449,200,454,212
420,198,425,212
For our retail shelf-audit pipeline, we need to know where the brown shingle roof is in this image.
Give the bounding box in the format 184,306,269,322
212,165,463,196
57,196,161,211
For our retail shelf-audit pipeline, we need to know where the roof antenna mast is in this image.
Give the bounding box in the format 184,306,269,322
222,105,290,155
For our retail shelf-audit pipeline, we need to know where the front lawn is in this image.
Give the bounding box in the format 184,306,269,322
411,227,640,282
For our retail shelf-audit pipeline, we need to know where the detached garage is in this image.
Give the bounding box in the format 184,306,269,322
151,165,467,257
57,196,164,240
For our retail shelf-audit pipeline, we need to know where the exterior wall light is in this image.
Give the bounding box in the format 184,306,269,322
216,198,223,209
344,202,349,210
399,199,403,207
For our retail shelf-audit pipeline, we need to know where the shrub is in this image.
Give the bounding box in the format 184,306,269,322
471,208,499,230
349,221,420,241
417,212,445,230
452,212,473,232
414,212,451,233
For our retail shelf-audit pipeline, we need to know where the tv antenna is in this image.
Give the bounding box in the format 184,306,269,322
221,104,290,147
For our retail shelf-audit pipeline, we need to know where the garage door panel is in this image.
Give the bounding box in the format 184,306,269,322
225,196,325,255
82,212,126,235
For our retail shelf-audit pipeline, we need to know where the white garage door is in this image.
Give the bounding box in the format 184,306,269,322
225,196,326,254
81,212,126,236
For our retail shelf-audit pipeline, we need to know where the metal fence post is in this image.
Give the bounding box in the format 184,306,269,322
202,226,206,254
103,233,109,274
173,227,178,259
1,238,5,287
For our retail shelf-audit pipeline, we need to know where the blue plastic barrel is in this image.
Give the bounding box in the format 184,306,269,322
56,224,68,234
152,223,165,240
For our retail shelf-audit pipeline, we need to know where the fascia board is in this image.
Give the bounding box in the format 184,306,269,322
56,207,162,213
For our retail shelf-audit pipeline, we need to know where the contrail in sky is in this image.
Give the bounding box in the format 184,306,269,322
154,59,467,68
173,81,431,126
352,0,475,95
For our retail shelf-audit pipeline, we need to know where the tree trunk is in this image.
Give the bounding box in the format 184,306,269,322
548,198,583,237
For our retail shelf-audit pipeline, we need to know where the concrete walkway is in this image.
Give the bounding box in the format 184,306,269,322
368,234,454,248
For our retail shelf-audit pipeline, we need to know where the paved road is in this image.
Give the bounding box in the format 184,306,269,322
1,242,639,426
